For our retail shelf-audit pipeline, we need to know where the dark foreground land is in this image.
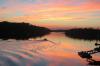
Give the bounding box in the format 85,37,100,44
0,21,50,40
65,28,100,41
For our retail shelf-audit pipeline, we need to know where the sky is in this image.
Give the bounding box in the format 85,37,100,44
0,0,100,29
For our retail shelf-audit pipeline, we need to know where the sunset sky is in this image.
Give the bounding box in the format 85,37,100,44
0,0,100,29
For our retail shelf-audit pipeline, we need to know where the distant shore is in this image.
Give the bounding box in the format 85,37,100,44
0,21,50,40
65,28,100,41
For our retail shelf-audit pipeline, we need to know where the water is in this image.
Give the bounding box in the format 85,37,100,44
0,32,99,66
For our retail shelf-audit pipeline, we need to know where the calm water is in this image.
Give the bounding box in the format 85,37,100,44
0,32,99,66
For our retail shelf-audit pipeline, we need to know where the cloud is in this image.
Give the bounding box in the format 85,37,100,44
0,0,100,27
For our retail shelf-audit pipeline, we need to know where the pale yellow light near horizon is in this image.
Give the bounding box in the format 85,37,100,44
0,0,100,29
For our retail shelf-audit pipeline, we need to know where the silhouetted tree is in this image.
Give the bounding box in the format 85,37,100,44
65,28,100,41
0,21,51,40
78,44,100,65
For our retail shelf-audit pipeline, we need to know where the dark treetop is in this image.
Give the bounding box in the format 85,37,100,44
65,28,100,41
0,21,50,40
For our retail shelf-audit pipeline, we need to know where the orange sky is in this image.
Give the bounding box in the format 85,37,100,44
0,0,100,29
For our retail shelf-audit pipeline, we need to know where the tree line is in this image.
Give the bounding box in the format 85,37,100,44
0,21,50,40
65,28,100,41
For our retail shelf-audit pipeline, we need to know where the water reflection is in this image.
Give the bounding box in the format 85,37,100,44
0,32,99,66
0,40,56,66
78,43,100,65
